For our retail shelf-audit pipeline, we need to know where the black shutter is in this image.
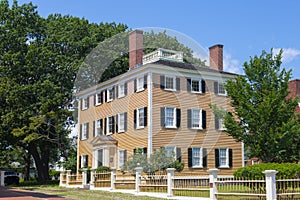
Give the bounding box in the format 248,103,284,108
115,85,118,98
201,80,206,93
214,82,218,94
188,148,193,167
94,95,96,106
104,90,107,102
160,75,165,89
100,92,103,104
80,99,83,110
203,148,207,168
86,97,89,108
124,112,127,131
176,148,182,162
80,124,82,140
144,107,147,127
100,119,103,135
215,149,220,168
116,114,118,133
79,156,81,169
176,108,181,128
176,77,180,91
134,109,137,129
187,78,191,92
202,110,206,129
187,109,192,129
134,79,137,92
86,155,89,168
86,123,89,139
93,121,95,137
104,118,107,135
215,115,220,130
143,148,147,155
160,107,165,127
133,148,136,154
229,149,233,168
124,82,128,96
112,116,115,133
144,75,147,89
112,87,115,100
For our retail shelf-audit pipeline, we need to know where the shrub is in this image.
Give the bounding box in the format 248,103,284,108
95,166,111,172
49,170,60,179
234,163,300,179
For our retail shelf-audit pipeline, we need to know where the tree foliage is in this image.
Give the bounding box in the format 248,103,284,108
0,0,127,181
121,148,184,174
224,49,300,163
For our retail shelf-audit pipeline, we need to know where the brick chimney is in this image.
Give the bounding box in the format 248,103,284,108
129,30,143,69
209,44,223,71
288,79,300,113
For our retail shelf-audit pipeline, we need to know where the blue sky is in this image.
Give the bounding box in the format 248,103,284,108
12,0,300,78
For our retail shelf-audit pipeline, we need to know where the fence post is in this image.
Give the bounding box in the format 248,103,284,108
135,167,143,193
167,168,175,197
59,170,65,187
66,170,71,187
82,168,88,188
111,168,116,190
264,170,277,200
0,171,4,186
90,168,95,189
208,168,219,200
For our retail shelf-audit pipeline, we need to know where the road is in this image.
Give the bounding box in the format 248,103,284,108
0,186,68,200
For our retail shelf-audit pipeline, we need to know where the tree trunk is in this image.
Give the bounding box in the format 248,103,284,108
23,153,31,181
28,144,49,182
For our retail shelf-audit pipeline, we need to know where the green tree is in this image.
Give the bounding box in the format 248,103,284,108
224,49,300,163
0,0,127,182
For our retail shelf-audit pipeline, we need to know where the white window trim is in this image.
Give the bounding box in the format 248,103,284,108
95,119,102,136
82,123,88,140
192,147,203,168
82,98,88,110
118,83,125,98
106,116,114,135
165,107,176,128
218,82,227,96
118,113,125,133
191,79,202,93
219,148,230,168
165,146,176,160
136,76,144,92
137,107,145,129
164,76,176,91
191,109,203,130
81,155,88,168
118,149,126,169
107,87,114,102
95,93,102,106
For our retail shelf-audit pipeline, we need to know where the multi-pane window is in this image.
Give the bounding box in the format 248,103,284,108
107,87,114,102
82,98,88,110
118,113,125,132
107,116,114,135
218,83,227,95
165,146,176,159
192,109,202,129
95,93,102,105
118,150,126,168
118,83,125,98
97,149,103,167
137,77,144,92
191,80,201,93
137,108,144,128
219,148,229,167
81,155,88,168
192,147,203,167
165,76,175,90
95,119,102,137
81,123,89,140
165,107,176,128
219,118,225,130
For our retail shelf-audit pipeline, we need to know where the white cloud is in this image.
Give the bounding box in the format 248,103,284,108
223,52,242,74
272,48,300,63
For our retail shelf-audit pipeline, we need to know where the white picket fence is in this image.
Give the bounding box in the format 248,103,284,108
59,168,300,200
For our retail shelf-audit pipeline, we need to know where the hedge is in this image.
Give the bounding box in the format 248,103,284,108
234,163,300,179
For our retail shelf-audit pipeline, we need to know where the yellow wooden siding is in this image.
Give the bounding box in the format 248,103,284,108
151,73,242,175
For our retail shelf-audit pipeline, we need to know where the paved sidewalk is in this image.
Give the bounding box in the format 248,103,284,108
96,188,210,200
